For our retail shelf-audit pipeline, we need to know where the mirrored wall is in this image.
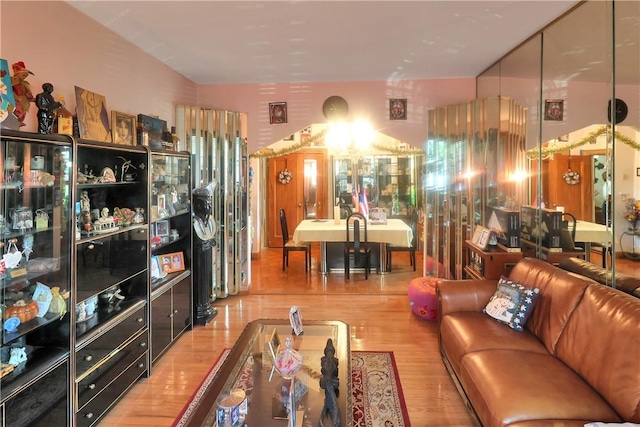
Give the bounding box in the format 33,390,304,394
426,0,639,285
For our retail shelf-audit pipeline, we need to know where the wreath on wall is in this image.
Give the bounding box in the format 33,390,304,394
278,168,292,184
562,169,580,185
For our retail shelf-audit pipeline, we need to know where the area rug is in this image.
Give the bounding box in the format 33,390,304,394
173,349,411,427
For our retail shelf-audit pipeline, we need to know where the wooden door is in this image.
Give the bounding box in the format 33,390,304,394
266,151,327,247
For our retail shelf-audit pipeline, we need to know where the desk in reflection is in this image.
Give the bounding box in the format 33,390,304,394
292,219,413,275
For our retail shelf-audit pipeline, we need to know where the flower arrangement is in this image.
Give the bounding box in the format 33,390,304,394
278,168,292,184
624,197,640,229
561,169,580,185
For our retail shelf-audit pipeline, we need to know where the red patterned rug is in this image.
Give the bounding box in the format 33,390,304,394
173,349,411,427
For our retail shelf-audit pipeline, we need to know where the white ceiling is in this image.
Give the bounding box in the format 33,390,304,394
67,1,581,85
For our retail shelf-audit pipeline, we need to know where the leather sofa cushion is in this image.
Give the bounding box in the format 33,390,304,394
558,257,640,297
440,312,548,374
555,284,640,423
459,350,622,427
509,258,592,354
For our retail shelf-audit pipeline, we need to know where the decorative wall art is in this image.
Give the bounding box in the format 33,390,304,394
269,102,287,124
389,98,407,120
544,99,564,121
111,111,137,146
75,86,112,142
138,113,166,148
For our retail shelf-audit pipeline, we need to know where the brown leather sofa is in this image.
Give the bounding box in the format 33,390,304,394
437,257,640,427
557,257,640,298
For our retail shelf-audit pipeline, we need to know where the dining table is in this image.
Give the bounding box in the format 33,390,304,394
574,220,612,262
292,218,413,275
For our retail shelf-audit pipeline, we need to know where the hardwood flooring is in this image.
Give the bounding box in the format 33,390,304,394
100,247,639,426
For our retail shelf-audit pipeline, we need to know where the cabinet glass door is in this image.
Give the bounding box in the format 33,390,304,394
1,131,72,404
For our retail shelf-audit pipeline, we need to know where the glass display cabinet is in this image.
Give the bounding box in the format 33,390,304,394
333,154,423,220
0,130,73,426
149,150,192,363
73,139,149,426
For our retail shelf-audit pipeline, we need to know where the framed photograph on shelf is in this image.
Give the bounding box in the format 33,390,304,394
138,113,166,148
74,86,112,142
166,251,185,273
155,219,170,237
478,228,491,250
150,256,164,280
269,102,287,124
111,111,137,146
471,225,485,246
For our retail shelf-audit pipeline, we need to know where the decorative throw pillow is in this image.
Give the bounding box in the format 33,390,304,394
483,276,540,331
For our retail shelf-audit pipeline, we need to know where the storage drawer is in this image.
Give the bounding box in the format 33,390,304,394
76,306,146,377
77,331,148,408
76,352,148,427
76,228,148,293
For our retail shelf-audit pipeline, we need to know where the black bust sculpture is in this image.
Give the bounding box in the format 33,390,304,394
35,83,61,134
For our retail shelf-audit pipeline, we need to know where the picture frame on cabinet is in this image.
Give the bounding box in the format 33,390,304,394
269,102,287,124
150,256,162,279
111,111,137,146
75,86,112,142
478,228,491,250
156,219,169,237
164,251,185,273
138,114,166,148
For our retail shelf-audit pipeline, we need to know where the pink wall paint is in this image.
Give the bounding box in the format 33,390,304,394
197,79,475,154
1,2,475,154
1,2,197,133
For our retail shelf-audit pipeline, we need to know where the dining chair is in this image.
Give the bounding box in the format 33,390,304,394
280,208,311,272
563,212,610,267
344,212,372,279
386,211,418,272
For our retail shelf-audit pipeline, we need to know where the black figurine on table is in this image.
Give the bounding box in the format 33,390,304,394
35,82,61,134
319,338,341,427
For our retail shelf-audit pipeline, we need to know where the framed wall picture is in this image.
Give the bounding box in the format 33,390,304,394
155,219,169,237
269,102,287,124
74,86,112,142
389,98,407,120
544,99,564,121
111,111,137,146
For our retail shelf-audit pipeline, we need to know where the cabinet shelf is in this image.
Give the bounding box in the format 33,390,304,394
76,223,147,244
151,270,190,294
0,348,69,398
3,312,68,344
77,181,140,190
74,298,146,343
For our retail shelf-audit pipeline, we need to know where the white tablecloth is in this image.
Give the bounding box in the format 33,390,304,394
293,218,412,247
575,220,612,244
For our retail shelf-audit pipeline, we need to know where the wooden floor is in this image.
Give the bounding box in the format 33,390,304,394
100,247,639,427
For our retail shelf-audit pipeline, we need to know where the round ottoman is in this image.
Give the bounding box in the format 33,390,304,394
408,277,438,320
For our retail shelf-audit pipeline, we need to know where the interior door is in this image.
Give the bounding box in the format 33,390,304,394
266,151,326,248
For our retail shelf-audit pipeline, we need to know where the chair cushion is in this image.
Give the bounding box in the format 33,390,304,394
483,276,540,331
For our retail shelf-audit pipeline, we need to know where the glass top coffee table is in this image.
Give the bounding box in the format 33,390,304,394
182,319,351,427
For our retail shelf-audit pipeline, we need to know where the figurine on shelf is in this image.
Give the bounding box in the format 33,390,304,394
35,83,61,134
80,190,90,213
10,61,35,127
117,156,136,182
93,207,118,233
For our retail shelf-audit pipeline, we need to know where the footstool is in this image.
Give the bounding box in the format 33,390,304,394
408,277,438,320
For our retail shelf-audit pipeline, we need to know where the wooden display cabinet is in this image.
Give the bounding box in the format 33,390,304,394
464,240,523,280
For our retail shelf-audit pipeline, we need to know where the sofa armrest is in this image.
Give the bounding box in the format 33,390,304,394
437,279,498,319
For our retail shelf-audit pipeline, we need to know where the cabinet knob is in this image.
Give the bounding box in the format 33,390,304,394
85,412,94,419
140,342,146,347
88,383,96,390
87,244,95,250
136,317,143,323
137,363,145,368
169,313,174,318
84,355,93,362
173,309,179,314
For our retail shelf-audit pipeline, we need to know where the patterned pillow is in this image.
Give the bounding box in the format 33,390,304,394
483,276,540,331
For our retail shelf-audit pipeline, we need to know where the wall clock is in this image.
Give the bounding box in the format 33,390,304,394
322,96,349,120
607,98,628,124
